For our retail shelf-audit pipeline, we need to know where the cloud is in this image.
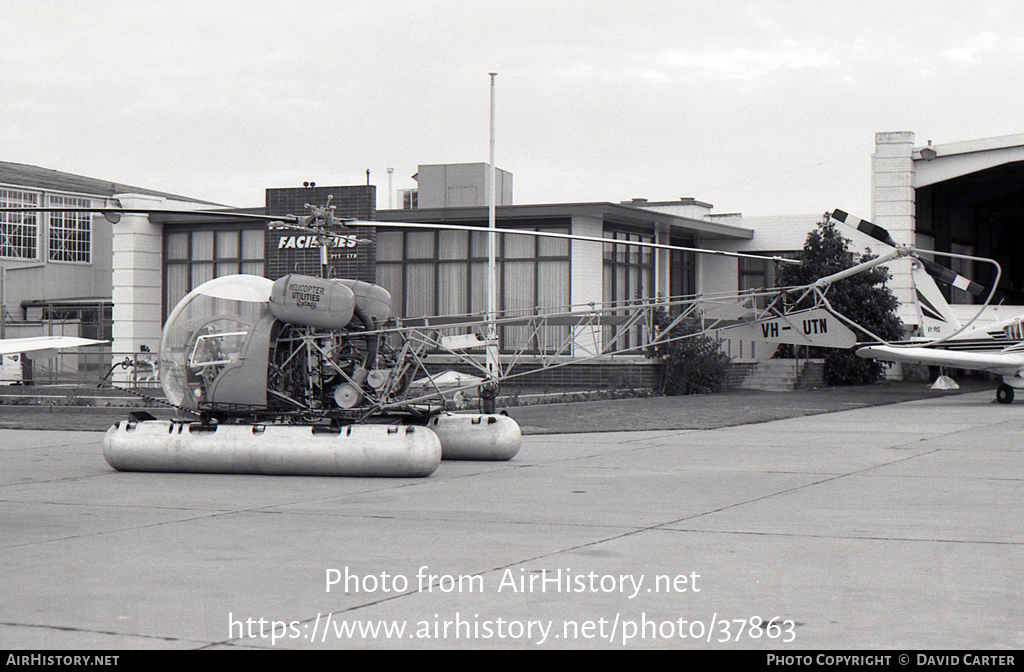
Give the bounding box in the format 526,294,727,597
659,42,834,80
942,32,1000,63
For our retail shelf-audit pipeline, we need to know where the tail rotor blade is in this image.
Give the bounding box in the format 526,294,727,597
830,209,898,247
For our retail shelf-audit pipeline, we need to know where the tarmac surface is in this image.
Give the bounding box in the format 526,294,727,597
0,383,1021,650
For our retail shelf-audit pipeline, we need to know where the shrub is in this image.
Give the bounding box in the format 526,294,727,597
648,309,730,395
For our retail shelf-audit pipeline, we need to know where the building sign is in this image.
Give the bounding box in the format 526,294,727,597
265,226,372,281
263,185,377,283
275,233,358,251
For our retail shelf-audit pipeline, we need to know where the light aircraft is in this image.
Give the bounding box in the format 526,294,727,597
0,335,108,358
827,210,1024,404
0,201,1005,477
0,335,109,383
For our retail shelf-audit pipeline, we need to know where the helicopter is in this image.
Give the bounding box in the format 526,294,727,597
0,201,1003,477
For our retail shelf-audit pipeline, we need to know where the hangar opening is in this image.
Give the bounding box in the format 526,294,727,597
916,160,1024,305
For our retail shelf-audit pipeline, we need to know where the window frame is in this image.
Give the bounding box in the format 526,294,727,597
0,189,40,261
47,195,93,264
374,223,572,353
163,225,266,320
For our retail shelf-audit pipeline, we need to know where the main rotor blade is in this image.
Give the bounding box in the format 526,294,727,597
357,220,800,265
919,258,985,296
1,206,800,264
830,209,985,295
0,207,376,245
830,209,897,247
0,207,298,225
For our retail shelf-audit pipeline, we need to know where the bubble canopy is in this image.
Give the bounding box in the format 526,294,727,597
159,275,274,408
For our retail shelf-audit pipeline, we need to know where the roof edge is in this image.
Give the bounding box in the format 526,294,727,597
916,133,1024,159
376,201,753,239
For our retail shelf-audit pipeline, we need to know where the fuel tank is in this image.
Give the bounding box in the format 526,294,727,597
104,421,441,477
338,279,392,324
269,274,356,329
427,413,521,461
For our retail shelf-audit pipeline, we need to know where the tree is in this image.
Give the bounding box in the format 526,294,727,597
776,214,904,384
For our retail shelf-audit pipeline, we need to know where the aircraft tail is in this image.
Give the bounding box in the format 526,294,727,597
912,262,962,339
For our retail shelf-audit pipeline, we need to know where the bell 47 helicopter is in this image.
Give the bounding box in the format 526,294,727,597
0,201,1008,477
98,201,805,479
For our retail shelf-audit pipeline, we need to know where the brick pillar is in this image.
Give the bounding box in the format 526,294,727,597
110,195,209,382
110,195,165,381
872,131,917,330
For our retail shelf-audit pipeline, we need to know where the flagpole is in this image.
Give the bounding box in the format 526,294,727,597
485,72,500,394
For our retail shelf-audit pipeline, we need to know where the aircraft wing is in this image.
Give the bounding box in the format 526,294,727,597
0,336,108,357
856,344,1024,376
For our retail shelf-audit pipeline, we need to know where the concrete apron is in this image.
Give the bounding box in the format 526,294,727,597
0,390,1020,649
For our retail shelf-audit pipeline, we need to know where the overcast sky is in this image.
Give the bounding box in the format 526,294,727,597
3,1,1022,218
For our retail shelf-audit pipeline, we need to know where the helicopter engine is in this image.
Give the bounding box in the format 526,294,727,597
265,274,396,414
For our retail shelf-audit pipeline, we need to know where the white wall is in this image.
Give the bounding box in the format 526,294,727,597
0,205,113,319
698,254,738,298
569,215,604,356
872,132,918,329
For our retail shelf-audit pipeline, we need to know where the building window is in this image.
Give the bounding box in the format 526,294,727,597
375,225,570,353
738,254,789,308
47,195,92,263
164,227,265,319
738,256,770,289
670,244,697,300
38,304,112,342
0,189,39,260
603,227,655,351
400,189,418,209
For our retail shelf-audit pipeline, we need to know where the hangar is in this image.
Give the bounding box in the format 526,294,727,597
908,133,1024,307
